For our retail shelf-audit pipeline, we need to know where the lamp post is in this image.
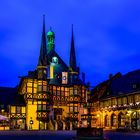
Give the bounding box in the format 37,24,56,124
30,117,33,130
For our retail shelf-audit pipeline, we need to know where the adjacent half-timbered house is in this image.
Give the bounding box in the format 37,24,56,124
90,71,140,130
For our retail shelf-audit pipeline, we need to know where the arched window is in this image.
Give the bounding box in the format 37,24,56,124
118,112,125,127
111,114,117,127
104,115,109,127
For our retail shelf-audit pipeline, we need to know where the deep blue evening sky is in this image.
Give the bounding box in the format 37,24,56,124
0,0,140,87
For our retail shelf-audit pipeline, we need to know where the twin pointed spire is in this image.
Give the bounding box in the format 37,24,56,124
38,15,48,67
38,17,77,72
69,24,77,72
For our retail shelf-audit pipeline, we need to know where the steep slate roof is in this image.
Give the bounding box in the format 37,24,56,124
91,69,140,100
0,87,25,110
47,49,68,85
109,69,140,97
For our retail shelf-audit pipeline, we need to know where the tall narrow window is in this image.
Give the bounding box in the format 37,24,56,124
70,88,73,95
37,105,42,111
38,86,42,92
74,89,78,95
16,107,21,114
70,106,73,112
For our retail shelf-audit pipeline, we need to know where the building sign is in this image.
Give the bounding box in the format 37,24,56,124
62,72,68,84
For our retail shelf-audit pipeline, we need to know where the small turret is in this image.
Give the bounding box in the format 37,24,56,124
47,27,55,53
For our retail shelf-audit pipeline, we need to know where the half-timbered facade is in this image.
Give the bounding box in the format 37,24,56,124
90,71,140,130
0,17,88,130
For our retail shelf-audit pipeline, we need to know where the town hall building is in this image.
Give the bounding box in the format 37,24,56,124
0,17,88,130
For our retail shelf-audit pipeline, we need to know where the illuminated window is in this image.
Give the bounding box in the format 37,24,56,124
61,91,64,96
27,87,32,93
38,105,41,110
38,81,42,85
128,96,134,103
74,89,78,95
108,100,111,106
16,107,21,114
74,106,78,112
118,98,122,105
135,94,140,102
34,83,37,87
52,57,58,64
53,86,56,90
70,88,73,95
22,107,25,113
38,86,42,92
57,90,60,96
123,97,127,104
57,86,60,96
34,88,37,93
43,81,47,85
104,115,109,127
43,105,46,110
70,106,73,112
100,102,103,108
111,114,117,127
53,90,56,95
118,113,125,127
43,86,47,91
11,106,15,113
27,83,32,87
65,88,69,96
112,99,116,105
104,101,109,107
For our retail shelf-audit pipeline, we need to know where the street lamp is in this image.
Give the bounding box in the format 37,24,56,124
30,117,33,130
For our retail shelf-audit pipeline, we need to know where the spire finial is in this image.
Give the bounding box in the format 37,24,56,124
43,15,45,31
69,24,77,71
37,15,47,67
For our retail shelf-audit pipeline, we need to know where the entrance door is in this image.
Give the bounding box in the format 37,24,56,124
39,121,46,130
118,112,125,128
65,121,70,130
57,121,63,130
104,115,109,127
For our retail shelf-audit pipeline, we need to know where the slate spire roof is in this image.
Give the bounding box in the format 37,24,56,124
38,15,48,67
69,25,77,71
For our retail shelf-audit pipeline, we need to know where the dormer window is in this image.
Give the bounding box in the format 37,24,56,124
107,92,110,95
52,57,58,64
132,84,138,89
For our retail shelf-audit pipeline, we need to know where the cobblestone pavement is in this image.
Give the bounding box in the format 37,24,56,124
104,130,140,140
0,130,139,140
